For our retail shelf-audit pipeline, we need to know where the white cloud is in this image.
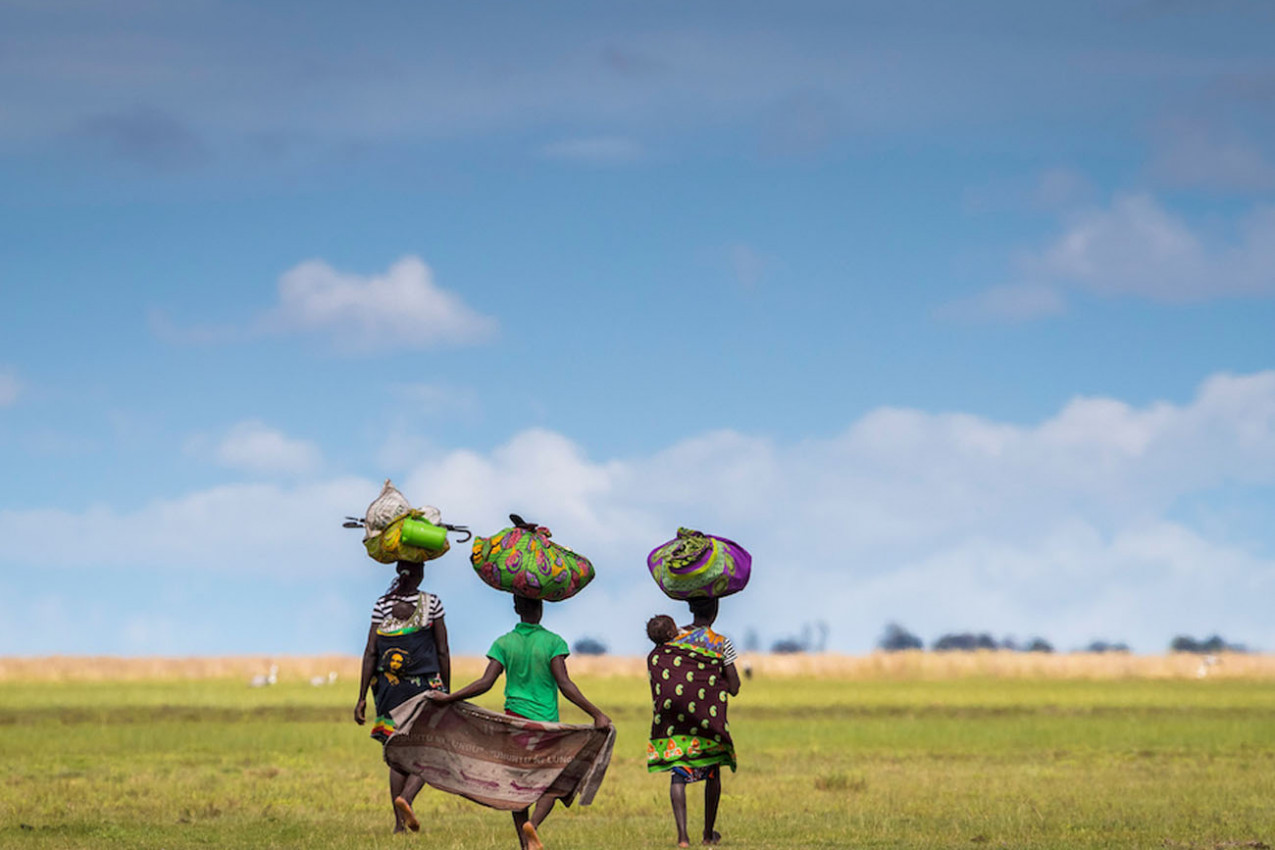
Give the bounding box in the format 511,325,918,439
959,194,1275,317
260,256,497,352
5,372,1275,654
1032,194,1215,301
391,373,1275,652
0,477,371,577
1034,195,1275,301
539,136,644,163
212,420,323,476
0,368,22,407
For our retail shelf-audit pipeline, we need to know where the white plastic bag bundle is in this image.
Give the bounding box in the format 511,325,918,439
363,479,442,541
364,479,412,540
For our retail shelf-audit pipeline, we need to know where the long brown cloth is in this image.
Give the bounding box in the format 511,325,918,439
383,692,615,811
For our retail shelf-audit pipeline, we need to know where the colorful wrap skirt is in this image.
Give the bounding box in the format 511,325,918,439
646,642,735,774
371,625,445,743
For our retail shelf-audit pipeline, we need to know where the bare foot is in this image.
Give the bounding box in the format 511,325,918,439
393,796,420,833
677,842,690,848
522,821,545,850
702,830,721,845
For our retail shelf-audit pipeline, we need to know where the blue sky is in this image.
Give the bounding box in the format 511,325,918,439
2,0,1275,657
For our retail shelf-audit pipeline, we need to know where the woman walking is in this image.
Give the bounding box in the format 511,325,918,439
647,598,741,847
438,594,611,850
354,559,451,833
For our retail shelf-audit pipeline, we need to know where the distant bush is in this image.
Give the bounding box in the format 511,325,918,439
1084,640,1130,654
768,622,829,654
1170,634,1246,654
1024,638,1054,653
878,623,924,652
572,637,608,656
932,632,999,652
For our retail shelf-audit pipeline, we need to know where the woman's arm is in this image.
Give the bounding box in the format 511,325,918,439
433,616,451,691
550,656,611,728
354,622,378,724
434,658,503,703
722,662,741,696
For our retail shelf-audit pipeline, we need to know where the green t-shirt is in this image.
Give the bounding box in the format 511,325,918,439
487,622,570,722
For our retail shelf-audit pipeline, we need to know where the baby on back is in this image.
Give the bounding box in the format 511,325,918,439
646,614,678,645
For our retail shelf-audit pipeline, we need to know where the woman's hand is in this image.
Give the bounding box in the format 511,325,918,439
354,699,367,725
592,711,612,729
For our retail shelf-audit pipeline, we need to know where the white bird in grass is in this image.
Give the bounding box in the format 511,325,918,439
1196,654,1219,679
249,664,279,688
310,671,338,687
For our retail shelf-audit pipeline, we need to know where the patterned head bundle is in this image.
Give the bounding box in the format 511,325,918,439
647,528,751,600
470,518,595,601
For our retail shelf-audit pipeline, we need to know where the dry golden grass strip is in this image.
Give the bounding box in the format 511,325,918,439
735,650,1275,680
3,651,1275,682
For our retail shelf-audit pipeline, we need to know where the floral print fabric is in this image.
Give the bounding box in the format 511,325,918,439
645,641,735,773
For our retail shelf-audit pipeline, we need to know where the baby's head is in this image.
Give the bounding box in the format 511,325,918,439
646,614,678,645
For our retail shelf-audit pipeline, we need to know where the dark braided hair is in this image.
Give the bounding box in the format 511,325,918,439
384,560,424,598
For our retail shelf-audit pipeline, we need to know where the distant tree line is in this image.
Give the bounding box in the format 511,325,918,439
1169,634,1246,654
879,623,1055,653
876,623,1251,654
770,622,829,654
569,626,1250,657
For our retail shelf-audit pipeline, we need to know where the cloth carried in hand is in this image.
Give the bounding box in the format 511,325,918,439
470,517,594,601
647,528,751,600
383,692,615,811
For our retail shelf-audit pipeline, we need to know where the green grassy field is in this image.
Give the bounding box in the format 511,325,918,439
2,673,1274,849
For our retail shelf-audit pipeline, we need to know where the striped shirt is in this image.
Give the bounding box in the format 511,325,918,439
371,591,445,627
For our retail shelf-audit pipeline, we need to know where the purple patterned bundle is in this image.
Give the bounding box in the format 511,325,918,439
647,528,751,600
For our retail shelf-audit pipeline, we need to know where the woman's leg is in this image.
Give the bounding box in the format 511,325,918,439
389,767,421,832
512,796,553,850
388,768,408,832
402,773,425,805
530,794,556,827
510,810,525,846
702,770,722,844
670,776,690,847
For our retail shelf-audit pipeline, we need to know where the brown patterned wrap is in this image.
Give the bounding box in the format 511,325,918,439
383,692,615,811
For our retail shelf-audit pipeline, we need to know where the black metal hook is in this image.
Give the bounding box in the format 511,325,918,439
444,524,473,543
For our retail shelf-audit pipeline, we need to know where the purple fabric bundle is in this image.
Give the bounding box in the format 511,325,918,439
647,528,751,600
